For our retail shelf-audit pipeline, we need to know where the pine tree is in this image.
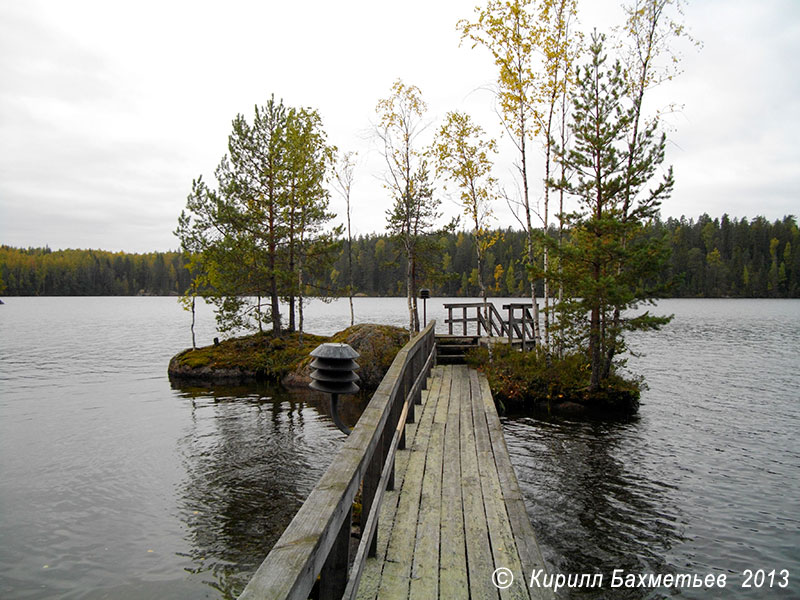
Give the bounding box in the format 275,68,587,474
176,96,337,335
551,32,673,392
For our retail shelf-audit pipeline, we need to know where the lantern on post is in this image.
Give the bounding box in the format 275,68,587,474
419,288,431,327
309,343,360,435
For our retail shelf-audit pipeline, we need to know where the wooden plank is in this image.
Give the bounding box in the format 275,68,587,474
346,343,438,598
438,366,468,599
353,365,552,600
470,371,531,600
461,370,500,600
375,366,451,600
355,368,442,600
408,368,450,599
477,375,554,600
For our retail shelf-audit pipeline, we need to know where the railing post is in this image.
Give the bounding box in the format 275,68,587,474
363,445,381,558
384,420,395,492
319,505,352,599
422,333,430,389
415,347,423,404
448,306,453,335
462,306,467,336
430,330,437,370
398,362,410,450
407,355,416,424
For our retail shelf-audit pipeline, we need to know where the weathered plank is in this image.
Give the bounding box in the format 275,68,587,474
477,374,554,600
356,368,443,600
461,370,500,600
470,370,531,600
438,366,468,599
407,380,447,599
375,366,451,600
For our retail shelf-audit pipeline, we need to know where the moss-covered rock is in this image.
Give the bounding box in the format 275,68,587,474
168,331,328,383
168,324,408,394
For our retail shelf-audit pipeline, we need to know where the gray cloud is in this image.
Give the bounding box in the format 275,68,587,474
1,0,798,252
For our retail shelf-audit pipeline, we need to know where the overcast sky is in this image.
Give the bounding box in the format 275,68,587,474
1,0,798,253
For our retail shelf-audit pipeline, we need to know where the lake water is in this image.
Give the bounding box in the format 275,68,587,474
1,297,798,599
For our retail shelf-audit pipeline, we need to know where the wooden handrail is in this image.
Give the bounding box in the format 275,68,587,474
238,321,437,600
444,301,537,348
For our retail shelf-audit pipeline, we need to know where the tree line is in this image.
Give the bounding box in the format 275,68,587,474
3,214,797,299
0,246,191,296
326,214,800,299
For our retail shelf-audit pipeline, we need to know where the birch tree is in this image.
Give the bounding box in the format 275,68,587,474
432,111,499,312
333,150,357,327
459,0,542,343
533,0,580,353
376,80,440,334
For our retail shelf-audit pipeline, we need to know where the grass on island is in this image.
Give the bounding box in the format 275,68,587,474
173,330,329,380
171,324,409,390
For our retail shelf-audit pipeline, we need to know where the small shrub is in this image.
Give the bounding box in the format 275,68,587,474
466,343,641,416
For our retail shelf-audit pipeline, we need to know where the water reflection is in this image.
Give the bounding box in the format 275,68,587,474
170,382,361,597
504,416,686,599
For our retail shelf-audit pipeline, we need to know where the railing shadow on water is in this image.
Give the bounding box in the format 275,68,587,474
237,321,437,600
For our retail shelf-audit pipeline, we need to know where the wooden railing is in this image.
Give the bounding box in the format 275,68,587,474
238,321,437,600
443,302,538,350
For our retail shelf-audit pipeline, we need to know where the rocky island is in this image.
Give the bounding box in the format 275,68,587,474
168,324,408,395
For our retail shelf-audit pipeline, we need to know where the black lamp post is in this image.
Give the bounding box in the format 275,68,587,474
419,288,431,327
309,343,360,435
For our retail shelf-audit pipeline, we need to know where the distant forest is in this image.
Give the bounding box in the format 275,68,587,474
2,214,798,298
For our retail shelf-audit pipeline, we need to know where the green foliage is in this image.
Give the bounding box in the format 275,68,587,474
0,246,190,295
653,214,800,297
432,110,500,303
549,32,674,390
466,343,641,413
175,96,339,335
3,216,798,299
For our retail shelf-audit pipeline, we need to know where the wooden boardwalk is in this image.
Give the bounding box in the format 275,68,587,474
238,323,553,600
355,365,553,600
